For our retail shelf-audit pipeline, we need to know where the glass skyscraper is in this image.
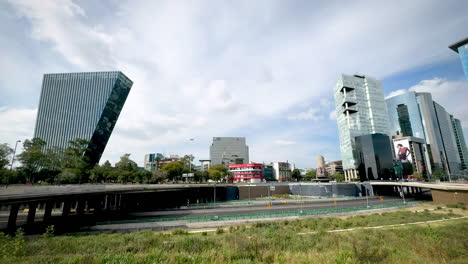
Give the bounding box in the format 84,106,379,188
209,137,249,165
450,116,468,171
449,37,468,80
333,74,391,181
34,71,133,166
386,91,425,139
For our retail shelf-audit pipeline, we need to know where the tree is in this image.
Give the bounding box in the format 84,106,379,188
431,169,446,182
303,170,316,181
17,138,47,184
60,138,92,184
291,169,302,181
0,143,13,170
161,161,185,181
151,170,168,183
208,165,228,181
330,172,345,182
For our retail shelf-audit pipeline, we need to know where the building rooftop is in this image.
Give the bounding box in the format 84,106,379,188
449,37,468,53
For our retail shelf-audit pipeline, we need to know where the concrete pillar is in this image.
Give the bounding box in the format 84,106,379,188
7,204,20,233
62,200,71,217
26,202,38,225
76,200,86,215
344,170,348,181
43,201,54,222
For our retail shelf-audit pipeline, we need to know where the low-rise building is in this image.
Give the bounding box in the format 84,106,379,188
325,160,343,175
143,153,164,172
199,159,211,171
229,163,263,183
272,162,291,182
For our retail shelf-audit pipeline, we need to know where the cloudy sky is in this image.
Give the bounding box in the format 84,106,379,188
0,0,467,168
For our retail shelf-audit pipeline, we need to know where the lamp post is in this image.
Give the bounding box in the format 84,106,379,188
7,140,21,187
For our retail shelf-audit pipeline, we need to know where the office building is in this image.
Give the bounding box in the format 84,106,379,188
229,163,263,183
334,74,391,181
199,160,212,171
272,162,291,181
262,164,274,181
143,153,164,172
325,160,343,175
355,133,395,181
449,37,468,79
209,137,249,165
34,71,133,166
433,102,460,175
386,92,425,139
450,116,468,171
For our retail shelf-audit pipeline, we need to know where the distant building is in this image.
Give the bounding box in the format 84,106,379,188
355,133,395,181
316,155,327,178
392,136,431,178
199,160,211,171
299,168,314,177
325,161,343,175
159,155,181,168
144,153,164,172
450,116,468,171
272,162,291,181
209,137,249,165
334,74,391,181
449,37,468,80
229,163,263,183
33,71,133,166
262,164,275,181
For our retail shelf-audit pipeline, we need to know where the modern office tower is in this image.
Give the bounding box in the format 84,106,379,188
386,92,425,138
450,116,468,171
209,137,249,165
449,37,468,79
433,102,460,175
144,153,164,172
333,74,391,181
355,133,395,181
34,71,133,166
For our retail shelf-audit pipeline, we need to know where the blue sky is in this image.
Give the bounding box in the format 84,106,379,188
0,0,467,168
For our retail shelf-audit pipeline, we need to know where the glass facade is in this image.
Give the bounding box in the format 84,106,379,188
334,74,391,173
209,137,249,165
355,133,395,181
385,91,425,139
457,43,468,79
34,71,133,166
451,116,468,171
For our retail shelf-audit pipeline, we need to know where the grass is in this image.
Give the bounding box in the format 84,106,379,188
0,208,467,263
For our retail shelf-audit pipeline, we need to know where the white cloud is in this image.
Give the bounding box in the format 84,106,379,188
329,111,337,120
385,89,408,99
273,140,296,146
1,0,468,167
0,108,37,149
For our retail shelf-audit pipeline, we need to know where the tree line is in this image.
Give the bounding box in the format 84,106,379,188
0,138,229,185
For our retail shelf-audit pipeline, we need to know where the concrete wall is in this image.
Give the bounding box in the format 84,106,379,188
289,183,360,197
238,185,289,200
431,190,468,204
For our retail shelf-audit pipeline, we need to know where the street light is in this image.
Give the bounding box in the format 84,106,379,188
7,140,21,187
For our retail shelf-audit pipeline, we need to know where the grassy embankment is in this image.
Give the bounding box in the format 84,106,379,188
0,204,467,264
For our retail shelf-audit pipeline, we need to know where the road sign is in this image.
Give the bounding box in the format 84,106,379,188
270,186,275,191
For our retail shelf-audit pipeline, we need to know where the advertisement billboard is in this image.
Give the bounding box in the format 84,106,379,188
393,138,412,163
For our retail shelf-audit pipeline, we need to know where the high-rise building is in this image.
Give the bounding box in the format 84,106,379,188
209,137,249,165
450,116,468,171
355,133,395,181
333,74,391,181
449,37,468,80
392,136,431,178
144,153,164,172
34,71,133,165
386,91,463,177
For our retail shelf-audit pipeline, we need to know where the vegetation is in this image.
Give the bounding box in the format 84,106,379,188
329,172,345,182
291,168,301,181
207,164,228,181
303,169,316,181
0,210,466,263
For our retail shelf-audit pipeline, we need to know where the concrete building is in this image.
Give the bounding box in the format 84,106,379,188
33,71,132,166
325,161,343,175
334,74,391,181
392,136,432,178
449,37,468,80
272,162,291,181
209,137,249,165
450,116,468,171
199,160,211,171
316,155,327,178
143,153,164,172
229,163,263,183
355,133,395,181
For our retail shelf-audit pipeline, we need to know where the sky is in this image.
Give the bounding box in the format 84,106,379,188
0,0,467,169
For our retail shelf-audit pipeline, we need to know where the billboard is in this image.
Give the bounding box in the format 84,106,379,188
393,138,412,163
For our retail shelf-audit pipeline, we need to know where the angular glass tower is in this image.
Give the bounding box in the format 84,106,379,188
33,71,133,166
449,37,468,80
333,74,391,181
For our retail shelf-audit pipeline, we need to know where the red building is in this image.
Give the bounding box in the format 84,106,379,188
228,163,263,183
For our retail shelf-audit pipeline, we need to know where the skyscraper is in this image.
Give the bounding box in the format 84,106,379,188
449,37,468,80
34,71,133,166
209,137,249,165
450,116,468,171
386,91,463,176
333,74,391,181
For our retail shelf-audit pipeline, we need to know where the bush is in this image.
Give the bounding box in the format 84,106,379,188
447,203,466,210
216,228,224,234
171,229,187,235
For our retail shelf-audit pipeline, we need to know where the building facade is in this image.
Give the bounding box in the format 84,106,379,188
199,160,212,171
386,91,425,138
209,137,249,165
392,136,432,178
272,162,291,181
229,163,263,183
262,164,275,181
334,74,391,181
143,153,164,172
449,37,468,80
325,161,343,175
450,116,468,171
34,71,132,166
355,133,395,181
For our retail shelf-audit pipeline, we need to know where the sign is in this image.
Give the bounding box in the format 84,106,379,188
270,186,275,191
393,138,412,163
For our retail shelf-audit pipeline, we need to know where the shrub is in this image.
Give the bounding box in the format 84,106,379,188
216,228,224,234
42,225,55,238
171,229,187,235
